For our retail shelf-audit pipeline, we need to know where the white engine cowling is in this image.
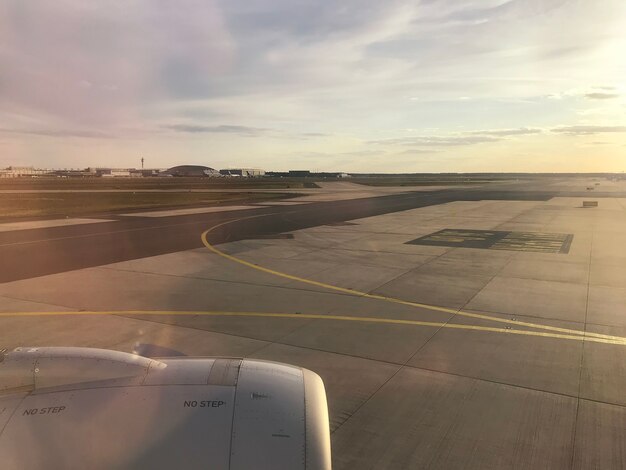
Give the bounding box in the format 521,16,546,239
0,347,332,470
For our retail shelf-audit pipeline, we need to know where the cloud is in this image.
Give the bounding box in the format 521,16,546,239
368,135,501,147
398,149,442,155
299,132,332,138
468,127,542,136
2,0,626,171
339,150,382,157
0,127,110,138
546,87,621,101
165,125,334,140
164,124,270,136
584,92,620,100
0,0,234,127
292,149,383,159
551,125,626,135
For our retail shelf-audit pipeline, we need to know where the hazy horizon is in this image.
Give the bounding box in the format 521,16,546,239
1,1,625,172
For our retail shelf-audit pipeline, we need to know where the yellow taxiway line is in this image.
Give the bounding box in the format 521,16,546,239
200,215,626,344
1,310,625,345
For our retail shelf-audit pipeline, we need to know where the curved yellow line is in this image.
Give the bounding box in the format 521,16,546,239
200,218,626,344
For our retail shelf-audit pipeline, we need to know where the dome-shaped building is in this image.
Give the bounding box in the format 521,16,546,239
162,165,219,177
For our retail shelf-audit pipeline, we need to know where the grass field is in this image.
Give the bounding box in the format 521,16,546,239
348,176,511,187
0,177,319,191
0,191,290,220
0,174,505,220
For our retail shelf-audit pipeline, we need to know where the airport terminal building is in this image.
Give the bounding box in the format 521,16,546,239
219,168,265,177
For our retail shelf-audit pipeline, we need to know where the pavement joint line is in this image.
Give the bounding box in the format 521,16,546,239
97,265,334,294
200,218,626,343
100,310,626,411
405,242,518,366
3,310,626,346
383,236,459,277
133,313,623,422
328,360,404,436
451,305,592,328
0,293,78,311
339,241,476,437
570,224,596,468
249,317,318,359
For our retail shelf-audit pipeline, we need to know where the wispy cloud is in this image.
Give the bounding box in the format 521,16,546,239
551,125,626,135
398,148,442,155
584,92,620,100
164,125,334,140
338,150,382,157
0,127,111,139
299,132,332,138
0,1,234,128
1,0,626,171
546,87,621,101
368,135,501,147
468,128,542,137
164,124,271,136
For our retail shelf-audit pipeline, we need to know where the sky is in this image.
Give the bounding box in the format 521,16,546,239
0,0,625,172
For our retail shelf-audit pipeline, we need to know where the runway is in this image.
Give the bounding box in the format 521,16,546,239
2,178,626,468
0,185,560,283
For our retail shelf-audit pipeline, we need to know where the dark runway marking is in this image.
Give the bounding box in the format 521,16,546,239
407,229,573,254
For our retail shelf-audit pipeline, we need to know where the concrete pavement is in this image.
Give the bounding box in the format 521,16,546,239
1,179,626,468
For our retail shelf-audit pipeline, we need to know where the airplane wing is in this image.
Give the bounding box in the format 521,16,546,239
0,347,331,469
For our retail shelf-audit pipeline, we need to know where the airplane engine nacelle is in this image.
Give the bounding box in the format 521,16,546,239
0,347,332,470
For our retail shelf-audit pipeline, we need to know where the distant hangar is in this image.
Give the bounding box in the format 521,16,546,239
162,165,220,177
162,166,266,177
219,168,265,177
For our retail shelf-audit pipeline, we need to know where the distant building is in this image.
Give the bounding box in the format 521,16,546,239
162,165,219,177
84,167,163,177
0,166,52,178
54,168,105,177
266,170,351,178
219,168,265,177
288,170,311,177
102,169,131,178
86,168,135,177
135,169,163,177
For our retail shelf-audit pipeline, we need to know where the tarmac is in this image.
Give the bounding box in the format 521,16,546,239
0,217,115,232
1,178,626,468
